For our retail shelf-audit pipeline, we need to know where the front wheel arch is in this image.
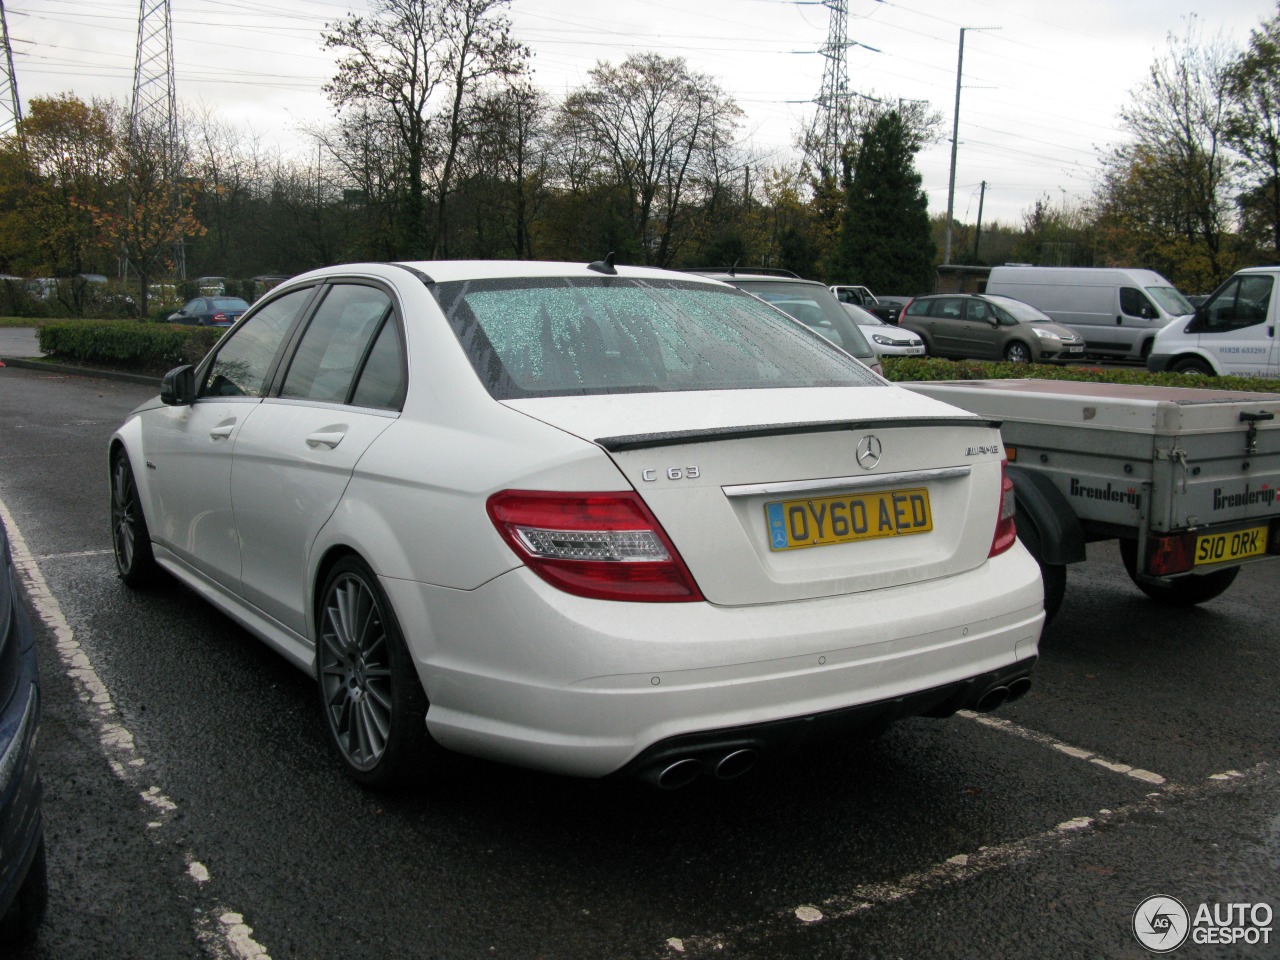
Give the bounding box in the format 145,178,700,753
1170,355,1216,376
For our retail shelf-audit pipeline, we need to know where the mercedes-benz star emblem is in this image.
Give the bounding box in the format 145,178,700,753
856,434,882,470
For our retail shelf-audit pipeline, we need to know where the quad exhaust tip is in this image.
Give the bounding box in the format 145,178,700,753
974,675,1033,713
649,748,761,789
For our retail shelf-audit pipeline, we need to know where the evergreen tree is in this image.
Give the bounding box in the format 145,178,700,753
832,112,935,294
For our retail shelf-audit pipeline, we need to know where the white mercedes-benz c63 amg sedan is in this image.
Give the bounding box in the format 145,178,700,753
109,260,1043,788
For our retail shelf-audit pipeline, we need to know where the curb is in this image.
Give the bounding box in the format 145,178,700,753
0,356,162,386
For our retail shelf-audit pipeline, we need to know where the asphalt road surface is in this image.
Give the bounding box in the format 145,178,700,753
0,364,1276,960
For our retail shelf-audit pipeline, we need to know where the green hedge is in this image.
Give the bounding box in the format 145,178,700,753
881,356,1280,394
37,320,222,372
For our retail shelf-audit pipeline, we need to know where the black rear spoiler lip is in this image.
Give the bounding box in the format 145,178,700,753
595,416,1000,452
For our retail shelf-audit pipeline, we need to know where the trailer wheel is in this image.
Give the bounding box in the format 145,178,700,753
1015,513,1065,623
1118,539,1239,606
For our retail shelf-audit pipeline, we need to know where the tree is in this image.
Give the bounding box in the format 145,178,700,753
558,53,743,267
1225,2,1280,260
0,95,118,282
1094,20,1239,288
831,112,934,293
453,82,550,258
323,0,527,258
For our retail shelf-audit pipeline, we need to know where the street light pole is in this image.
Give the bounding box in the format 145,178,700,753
943,27,966,266
943,26,999,266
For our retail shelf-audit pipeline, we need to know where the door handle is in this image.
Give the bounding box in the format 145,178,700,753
1116,316,1123,324
306,429,346,449
209,419,236,441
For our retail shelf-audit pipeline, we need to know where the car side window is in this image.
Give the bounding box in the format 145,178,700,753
964,300,990,323
1204,275,1273,331
200,287,312,398
350,318,407,410
937,299,963,320
281,284,393,404
904,299,932,317
1120,287,1156,318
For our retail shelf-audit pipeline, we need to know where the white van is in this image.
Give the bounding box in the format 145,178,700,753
1146,266,1280,378
985,266,1195,360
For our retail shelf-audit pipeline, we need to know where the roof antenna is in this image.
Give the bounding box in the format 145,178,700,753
587,251,617,275
728,258,740,277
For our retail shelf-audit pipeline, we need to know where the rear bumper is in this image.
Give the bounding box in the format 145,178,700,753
616,657,1035,786
382,544,1044,778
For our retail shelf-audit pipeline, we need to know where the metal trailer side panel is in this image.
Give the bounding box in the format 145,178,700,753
906,380,1280,535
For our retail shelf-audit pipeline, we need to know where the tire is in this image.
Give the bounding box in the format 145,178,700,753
0,836,48,944
316,556,432,788
1118,538,1239,606
1005,341,1033,364
111,448,159,587
1171,356,1214,376
1015,513,1066,624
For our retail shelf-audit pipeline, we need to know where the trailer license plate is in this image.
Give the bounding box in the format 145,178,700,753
1194,526,1267,566
766,488,932,551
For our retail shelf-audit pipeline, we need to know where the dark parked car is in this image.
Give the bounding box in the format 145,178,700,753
0,518,46,943
829,285,903,325
168,296,251,328
900,293,1085,364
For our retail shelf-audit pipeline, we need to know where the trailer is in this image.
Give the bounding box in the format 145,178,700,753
904,379,1280,620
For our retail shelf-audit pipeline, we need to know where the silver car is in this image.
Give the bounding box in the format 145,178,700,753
843,303,926,358
901,294,1085,363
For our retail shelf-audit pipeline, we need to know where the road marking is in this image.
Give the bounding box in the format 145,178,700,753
958,710,1168,785
34,549,114,561
0,497,273,960
662,764,1268,957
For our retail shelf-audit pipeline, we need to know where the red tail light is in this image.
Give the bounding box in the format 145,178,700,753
1144,534,1196,576
212,312,227,322
988,461,1017,557
486,490,703,602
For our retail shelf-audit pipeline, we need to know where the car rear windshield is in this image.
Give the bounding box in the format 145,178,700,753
211,297,250,309
434,277,879,399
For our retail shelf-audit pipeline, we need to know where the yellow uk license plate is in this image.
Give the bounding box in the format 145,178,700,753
1194,526,1268,566
766,488,933,551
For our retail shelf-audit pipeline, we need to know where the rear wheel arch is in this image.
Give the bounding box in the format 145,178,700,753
313,551,435,787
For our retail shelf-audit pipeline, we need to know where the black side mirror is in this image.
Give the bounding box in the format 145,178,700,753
160,365,196,406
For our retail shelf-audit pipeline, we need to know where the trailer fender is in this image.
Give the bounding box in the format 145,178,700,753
1007,466,1086,565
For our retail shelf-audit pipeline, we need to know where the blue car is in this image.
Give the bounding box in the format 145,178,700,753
0,518,46,942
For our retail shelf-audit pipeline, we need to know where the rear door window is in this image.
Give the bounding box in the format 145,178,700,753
280,285,394,405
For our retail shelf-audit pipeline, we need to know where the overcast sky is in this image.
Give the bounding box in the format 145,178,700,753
7,0,1277,226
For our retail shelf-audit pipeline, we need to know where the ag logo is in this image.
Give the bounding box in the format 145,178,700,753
1133,895,1190,953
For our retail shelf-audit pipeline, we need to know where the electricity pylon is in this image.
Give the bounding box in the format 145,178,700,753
0,0,23,138
130,0,185,280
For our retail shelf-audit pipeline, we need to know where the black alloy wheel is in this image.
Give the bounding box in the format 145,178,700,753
110,449,158,587
316,556,431,788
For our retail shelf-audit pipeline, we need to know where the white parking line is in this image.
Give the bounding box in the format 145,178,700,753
663,764,1268,957
958,710,1169,785
0,497,273,960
